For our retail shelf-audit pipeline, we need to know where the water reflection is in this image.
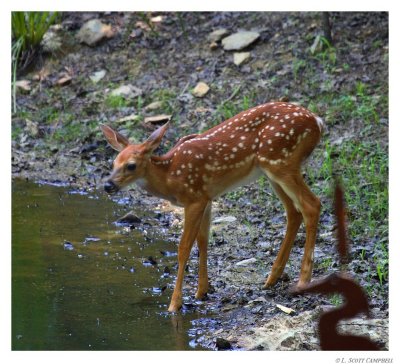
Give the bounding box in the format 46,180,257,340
12,180,208,350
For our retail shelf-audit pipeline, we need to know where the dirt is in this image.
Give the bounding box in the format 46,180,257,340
12,12,388,350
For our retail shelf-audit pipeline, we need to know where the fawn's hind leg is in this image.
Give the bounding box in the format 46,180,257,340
262,167,320,287
263,179,303,287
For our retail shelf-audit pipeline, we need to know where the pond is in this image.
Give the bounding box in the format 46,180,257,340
12,179,211,350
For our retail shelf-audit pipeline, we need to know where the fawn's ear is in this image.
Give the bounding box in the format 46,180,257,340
143,122,170,154
100,124,130,151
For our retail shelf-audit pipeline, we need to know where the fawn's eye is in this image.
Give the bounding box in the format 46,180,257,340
126,163,136,171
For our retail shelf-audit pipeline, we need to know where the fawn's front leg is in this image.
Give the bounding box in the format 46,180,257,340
195,202,212,300
168,200,209,312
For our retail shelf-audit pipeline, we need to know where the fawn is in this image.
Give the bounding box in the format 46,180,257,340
101,101,323,312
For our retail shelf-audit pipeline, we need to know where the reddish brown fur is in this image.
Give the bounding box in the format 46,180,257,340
102,102,323,312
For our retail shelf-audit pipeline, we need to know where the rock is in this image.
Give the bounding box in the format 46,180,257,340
41,26,62,53
208,28,229,42
76,19,114,46
63,241,74,251
116,212,142,226
236,257,257,266
222,31,260,51
145,256,158,266
89,69,106,83
216,337,232,350
15,80,31,93
213,216,237,224
111,84,143,98
192,82,210,98
144,114,172,124
233,52,251,66
25,119,39,137
209,41,218,50
144,101,163,111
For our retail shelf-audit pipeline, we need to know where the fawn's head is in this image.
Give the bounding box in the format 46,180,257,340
101,123,169,194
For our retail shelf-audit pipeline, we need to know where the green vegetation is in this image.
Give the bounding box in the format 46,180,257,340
218,80,387,295
12,12,60,113
12,12,59,51
105,94,130,109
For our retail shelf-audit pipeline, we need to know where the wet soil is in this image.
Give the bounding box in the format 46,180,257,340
12,12,388,350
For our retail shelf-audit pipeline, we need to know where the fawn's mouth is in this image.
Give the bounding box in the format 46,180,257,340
104,180,119,194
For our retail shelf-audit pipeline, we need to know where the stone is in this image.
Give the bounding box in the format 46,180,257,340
111,84,143,98
76,19,114,46
116,212,141,226
144,101,163,111
41,26,62,53
222,31,260,51
209,41,218,50
89,69,106,83
208,28,229,42
25,119,39,137
233,51,251,66
192,82,210,98
235,257,257,266
213,216,237,224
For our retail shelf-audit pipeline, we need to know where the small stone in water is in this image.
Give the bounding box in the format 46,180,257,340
116,212,142,226
147,256,157,266
63,241,74,251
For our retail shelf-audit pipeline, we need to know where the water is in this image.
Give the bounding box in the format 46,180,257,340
12,179,209,350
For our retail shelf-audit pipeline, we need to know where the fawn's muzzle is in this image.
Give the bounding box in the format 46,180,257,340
104,180,118,194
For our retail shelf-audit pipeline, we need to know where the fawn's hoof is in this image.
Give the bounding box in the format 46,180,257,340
168,302,182,312
263,275,277,289
195,290,208,300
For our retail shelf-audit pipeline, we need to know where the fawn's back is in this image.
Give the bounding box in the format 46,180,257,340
150,101,322,204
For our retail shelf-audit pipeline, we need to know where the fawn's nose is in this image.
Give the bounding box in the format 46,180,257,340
104,180,118,194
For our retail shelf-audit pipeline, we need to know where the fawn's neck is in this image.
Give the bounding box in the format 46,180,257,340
137,155,178,203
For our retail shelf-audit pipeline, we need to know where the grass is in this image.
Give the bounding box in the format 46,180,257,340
12,12,60,113
12,12,59,72
12,37,24,114
105,94,130,109
307,137,388,290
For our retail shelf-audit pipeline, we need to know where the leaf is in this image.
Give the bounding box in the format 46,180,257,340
276,304,295,315
144,114,172,124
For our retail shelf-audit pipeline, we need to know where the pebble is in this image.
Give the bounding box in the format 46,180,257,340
233,52,251,66
208,28,229,42
221,31,260,51
76,19,114,46
192,82,210,98
235,257,257,266
89,70,106,83
111,84,143,98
